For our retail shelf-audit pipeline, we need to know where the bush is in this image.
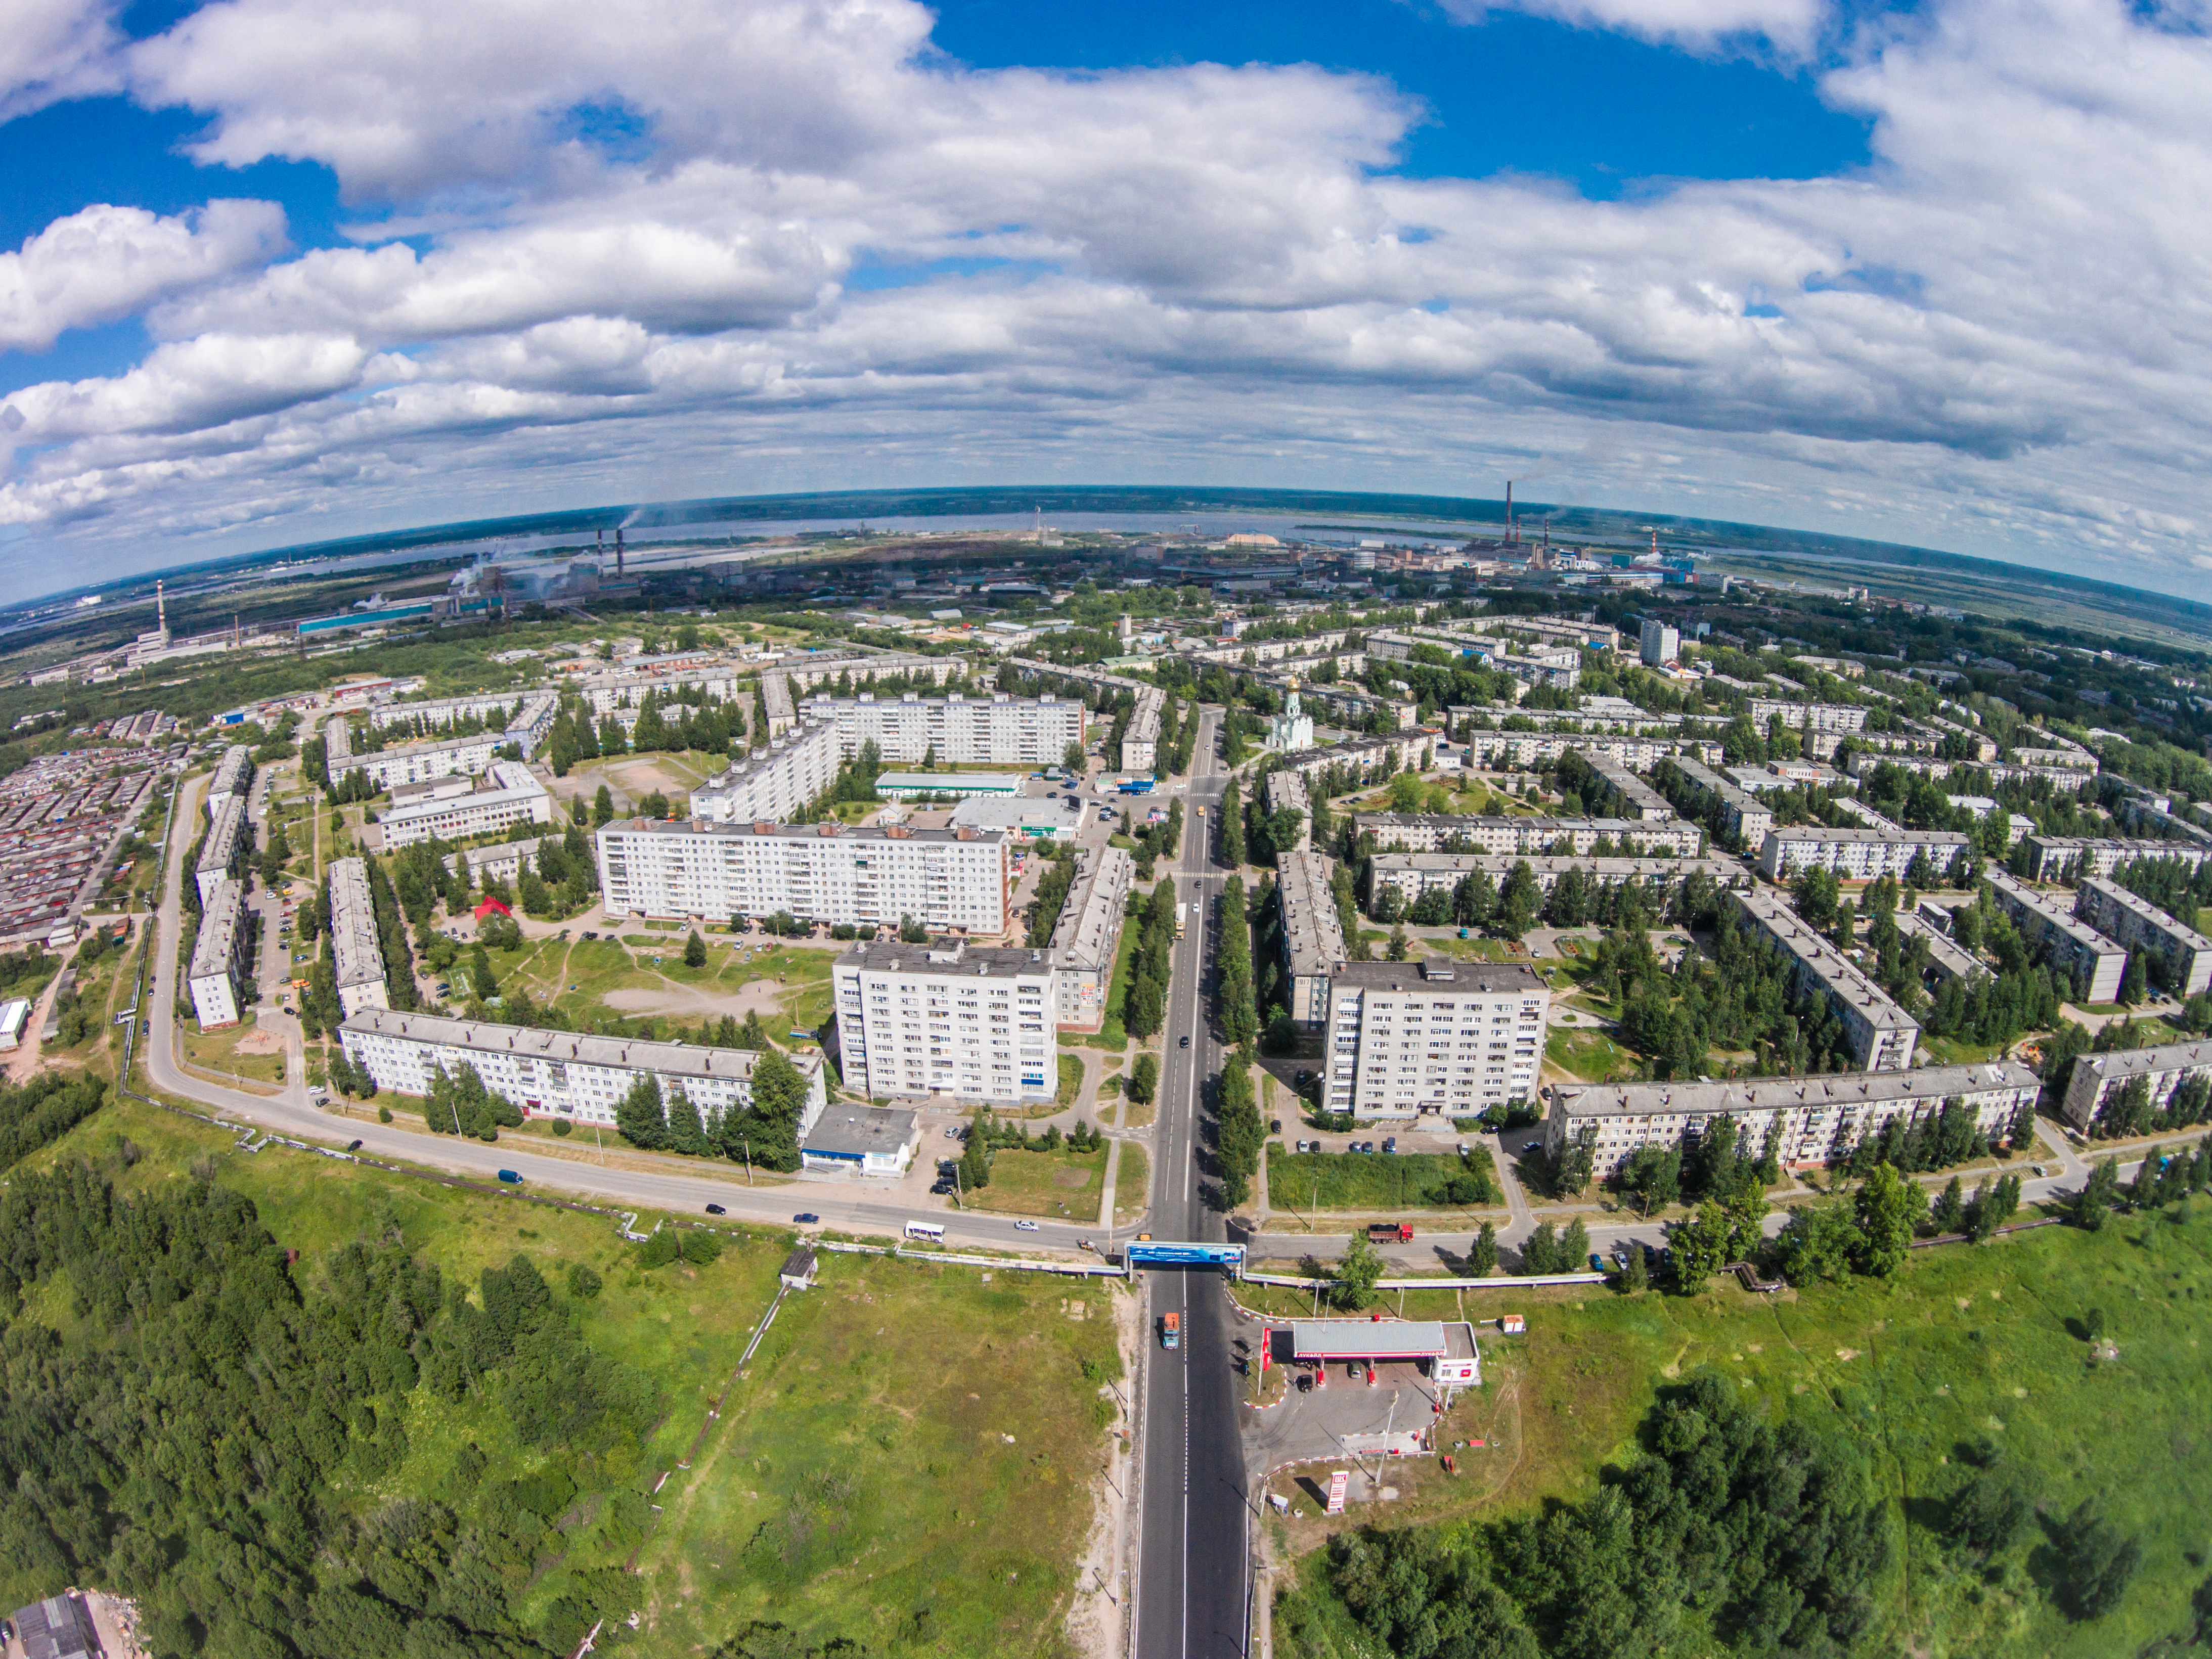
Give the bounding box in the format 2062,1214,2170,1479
565,1262,603,1298
377,1105,393,1123
639,1229,681,1268
551,1118,573,1136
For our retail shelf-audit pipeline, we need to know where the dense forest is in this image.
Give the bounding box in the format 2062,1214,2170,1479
0,1162,658,1658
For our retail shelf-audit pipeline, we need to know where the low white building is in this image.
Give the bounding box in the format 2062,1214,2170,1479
598,818,1010,934
690,724,840,824
831,939,1056,1104
377,761,555,849
339,1007,828,1131
1543,1060,2039,1177
1266,689,1315,753
801,1104,922,1176
188,876,250,1028
328,856,389,1014
1048,845,1133,1030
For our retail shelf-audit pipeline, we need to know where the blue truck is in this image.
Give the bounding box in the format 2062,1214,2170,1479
496,1169,522,1184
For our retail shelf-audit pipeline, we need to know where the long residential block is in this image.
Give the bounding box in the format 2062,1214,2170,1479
1747,699,1868,734
1755,825,1972,882
1369,852,1749,911
328,856,389,1015
196,793,247,906
1277,849,1348,1030
1983,868,2128,1002
368,690,559,756
1669,755,1774,847
2073,877,2212,997
340,1007,827,1132
1355,813,1703,858
690,725,840,824
1893,910,1990,989
187,876,249,1028
801,692,1084,769
377,761,554,849
1048,845,1133,1030
1323,958,1550,1122
832,940,1056,1105
1578,751,1675,821
1731,887,1920,1071
2017,835,2211,881
1543,1060,2039,1177
597,818,1009,934
1264,769,1313,853
2061,1038,2212,1130
1003,659,1163,771
207,744,255,816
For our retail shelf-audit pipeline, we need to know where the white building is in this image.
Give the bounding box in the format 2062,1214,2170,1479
1355,813,1703,858
207,745,255,816
368,690,559,755
1322,958,1551,1122
1266,689,1315,753
831,940,1056,1104
1669,756,1774,847
2061,1038,2212,1130
597,819,1009,934
1263,770,1313,853
801,692,1083,769
2018,834,2211,882
1746,699,1869,736
1369,853,1748,912
1579,751,1674,821
1277,849,1348,1031
1544,1060,2039,1177
188,876,250,1028
377,761,555,849
690,725,839,824
1984,868,2129,1002
328,856,389,1014
2073,877,2212,997
1754,825,1972,882
1639,619,1679,666
196,794,248,905
340,1007,827,1132
1731,888,1920,1071
801,1104,922,1177
1048,845,1134,1029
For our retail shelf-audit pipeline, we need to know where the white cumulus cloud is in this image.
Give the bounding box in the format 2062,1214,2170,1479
0,199,288,352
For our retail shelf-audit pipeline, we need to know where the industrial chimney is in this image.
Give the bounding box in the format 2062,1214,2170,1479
1506,480,1515,545
616,527,626,577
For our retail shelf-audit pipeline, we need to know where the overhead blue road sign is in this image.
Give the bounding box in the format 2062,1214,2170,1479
1127,1242,1245,1267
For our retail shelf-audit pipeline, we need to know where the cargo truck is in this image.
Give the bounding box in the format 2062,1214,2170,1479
1160,1312,1180,1349
1367,1222,1413,1243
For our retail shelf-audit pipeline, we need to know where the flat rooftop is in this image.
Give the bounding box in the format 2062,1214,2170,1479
341,1007,822,1085
803,1105,919,1157
1276,1318,1479,1361
1275,849,1346,979
836,939,1053,979
1330,958,1547,995
2078,876,2212,951
1551,1058,2038,1122
606,817,1004,846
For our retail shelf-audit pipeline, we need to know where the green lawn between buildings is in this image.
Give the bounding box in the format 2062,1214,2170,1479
1268,1197,2212,1658
23,1095,1123,1658
963,1142,1109,1221
1265,1145,1502,1217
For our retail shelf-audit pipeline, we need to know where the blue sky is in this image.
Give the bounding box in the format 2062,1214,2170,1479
0,0,2207,599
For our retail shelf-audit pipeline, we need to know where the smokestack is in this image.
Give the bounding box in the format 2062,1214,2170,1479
156,579,166,634
616,527,625,577
1506,480,1515,545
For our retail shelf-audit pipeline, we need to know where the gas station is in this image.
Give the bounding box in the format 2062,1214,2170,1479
1260,1316,1482,1400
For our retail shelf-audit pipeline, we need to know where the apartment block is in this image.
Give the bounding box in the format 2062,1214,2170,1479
1578,751,1674,821
1263,769,1313,853
575,667,745,716
1048,845,1133,1029
340,1007,827,1132
2073,877,2212,996
1355,813,1703,858
1322,958,1550,1122
196,793,247,905
802,692,1084,769
367,690,559,756
187,876,249,1028
2061,1038,2212,1130
690,725,840,825
1543,1060,2038,1177
377,761,555,849
1461,731,1721,771
1002,659,1162,771
1277,849,1348,1030
1369,853,1748,912
1983,868,2128,1002
328,856,389,1015
207,745,255,816
831,939,1056,1104
1893,910,1989,989
597,818,1009,934
1730,888,1920,1071
1746,699,1869,735
1276,731,1439,785
1669,756,1774,847
2017,835,2211,882
1755,825,1971,882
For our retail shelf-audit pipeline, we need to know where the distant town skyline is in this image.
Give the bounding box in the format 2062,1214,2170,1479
2,0,2208,600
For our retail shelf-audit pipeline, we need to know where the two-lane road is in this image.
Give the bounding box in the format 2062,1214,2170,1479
1133,709,1251,1658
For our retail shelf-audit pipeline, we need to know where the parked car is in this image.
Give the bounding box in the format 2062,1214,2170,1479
1382,1137,1397,1154
345,1139,362,1151
581,929,599,939
496,1170,522,1184
931,1181,954,1195
793,1212,821,1225
1294,1069,1312,1086
705,1203,727,1215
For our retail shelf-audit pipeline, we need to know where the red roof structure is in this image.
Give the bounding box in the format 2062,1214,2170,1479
473,896,512,919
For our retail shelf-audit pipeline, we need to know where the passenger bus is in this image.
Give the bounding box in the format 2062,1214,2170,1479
904,1220,946,1242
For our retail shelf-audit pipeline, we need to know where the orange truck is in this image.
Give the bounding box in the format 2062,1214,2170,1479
1367,1223,1414,1243
1160,1312,1180,1349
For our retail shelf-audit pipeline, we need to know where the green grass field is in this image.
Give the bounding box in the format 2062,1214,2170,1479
30,1095,1122,1657
1266,1201,2212,1657
1115,1143,1149,1224
966,1143,1109,1220
1544,1024,1642,1083
1265,1145,1502,1218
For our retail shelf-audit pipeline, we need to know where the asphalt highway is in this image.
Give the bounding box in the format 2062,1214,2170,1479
1131,711,1249,1659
